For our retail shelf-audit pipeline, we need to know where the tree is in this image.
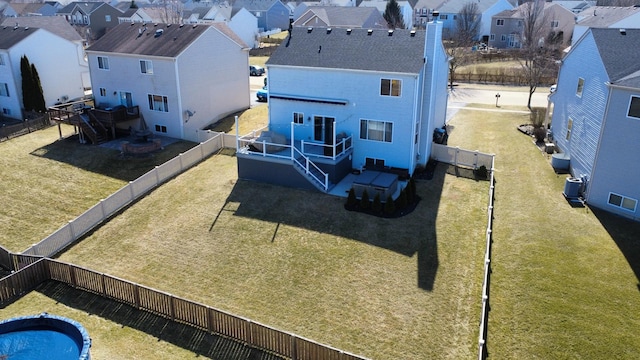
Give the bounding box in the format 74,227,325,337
31,64,46,112
383,0,405,29
446,2,480,89
518,0,558,110
21,56,34,112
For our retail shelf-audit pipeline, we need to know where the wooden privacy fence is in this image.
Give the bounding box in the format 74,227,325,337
21,132,232,258
431,143,494,170
0,258,368,360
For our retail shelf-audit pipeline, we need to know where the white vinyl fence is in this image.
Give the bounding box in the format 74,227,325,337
431,143,494,170
22,131,236,258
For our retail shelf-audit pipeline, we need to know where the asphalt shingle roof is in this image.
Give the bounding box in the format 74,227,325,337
591,28,640,88
576,6,640,27
1,16,83,42
267,27,427,74
295,6,384,28
0,25,38,50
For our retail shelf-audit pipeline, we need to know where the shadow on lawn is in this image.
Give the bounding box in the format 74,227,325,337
215,162,447,291
592,208,640,292
36,281,284,360
29,134,197,182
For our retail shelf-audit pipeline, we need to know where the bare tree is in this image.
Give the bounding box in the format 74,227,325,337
518,0,557,110
158,0,183,24
446,2,480,90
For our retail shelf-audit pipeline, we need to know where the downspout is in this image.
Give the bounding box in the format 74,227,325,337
585,82,613,203
174,57,184,140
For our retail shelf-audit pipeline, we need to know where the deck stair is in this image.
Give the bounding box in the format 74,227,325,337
78,113,108,144
291,147,332,192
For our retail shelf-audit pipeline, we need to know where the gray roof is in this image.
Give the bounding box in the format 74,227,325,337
576,6,640,27
0,25,39,50
1,16,83,42
57,1,114,14
267,27,427,74
438,0,506,14
86,22,246,57
294,6,385,28
591,28,640,88
232,0,280,12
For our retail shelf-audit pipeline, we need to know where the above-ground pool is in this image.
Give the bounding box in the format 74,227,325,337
0,313,91,360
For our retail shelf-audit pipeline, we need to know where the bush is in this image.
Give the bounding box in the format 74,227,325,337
384,195,396,214
396,188,408,210
533,126,546,143
372,193,382,213
475,165,488,179
360,189,370,210
346,188,357,207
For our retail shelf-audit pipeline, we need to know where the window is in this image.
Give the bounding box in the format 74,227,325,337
440,14,448,20
148,94,168,112
0,55,5,66
360,119,393,143
140,60,153,74
453,15,457,20
608,193,637,212
97,56,109,70
551,20,559,28
0,83,9,97
501,34,506,41
293,112,304,124
566,118,573,140
627,96,640,119
2,108,10,115
517,20,522,27
105,15,111,22
155,125,167,133
380,78,401,97
490,34,495,40
496,19,504,26
576,77,584,97
99,87,106,96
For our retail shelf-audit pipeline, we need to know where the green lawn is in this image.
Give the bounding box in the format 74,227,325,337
445,108,640,358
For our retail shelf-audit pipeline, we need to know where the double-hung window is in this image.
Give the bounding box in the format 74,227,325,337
293,112,304,124
360,119,392,143
0,83,9,97
627,96,640,119
496,19,504,26
148,94,168,112
97,56,109,70
140,60,153,74
380,78,401,97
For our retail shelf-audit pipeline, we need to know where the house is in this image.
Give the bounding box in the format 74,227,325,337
232,0,290,32
552,0,595,15
56,1,124,41
237,21,449,193
0,25,87,120
293,6,388,29
1,16,91,94
489,1,575,49
571,6,640,45
548,28,640,221
113,1,154,24
413,0,445,29
435,0,514,42
358,0,414,29
85,22,250,142
181,3,259,49
1,2,60,17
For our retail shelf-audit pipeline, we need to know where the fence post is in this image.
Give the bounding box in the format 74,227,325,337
154,166,160,184
70,265,77,287
68,220,75,242
99,199,106,219
128,181,135,202
455,147,460,168
291,335,297,360
134,283,140,309
178,153,184,170
101,273,106,296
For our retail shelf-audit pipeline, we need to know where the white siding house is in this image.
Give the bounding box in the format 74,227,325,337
549,28,640,221
0,26,87,120
237,21,449,193
86,22,250,142
572,6,640,45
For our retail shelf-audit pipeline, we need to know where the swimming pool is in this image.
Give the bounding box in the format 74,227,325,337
0,313,91,360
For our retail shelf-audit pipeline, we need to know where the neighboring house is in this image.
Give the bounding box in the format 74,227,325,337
113,1,154,23
293,6,387,29
358,0,414,29
85,22,250,142
0,25,87,120
548,28,640,221
489,2,574,49
413,0,445,29
232,0,289,32
552,0,594,14
237,21,449,193
436,0,514,42
291,1,322,21
181,3,259,48
1,2,60,17
572,6,640,44
1,16,91,93
57,1,124,41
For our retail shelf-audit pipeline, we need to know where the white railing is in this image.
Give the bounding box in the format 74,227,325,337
22,132,227,258
431,143,494,170
292,147,329,191
478,156,496,360
300,136,353,160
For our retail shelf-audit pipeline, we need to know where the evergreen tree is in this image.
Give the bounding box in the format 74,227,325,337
31,64,46,112
346,188,357,208
384,195,396,215
360,189,370,210
383,0,405,29
372,193,382,213
20,56,34,111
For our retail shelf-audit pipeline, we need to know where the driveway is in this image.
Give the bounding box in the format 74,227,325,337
249,74,267,107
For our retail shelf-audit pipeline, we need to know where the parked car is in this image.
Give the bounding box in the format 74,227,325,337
550,84,557,93
250,65,265,76
256,86,268,102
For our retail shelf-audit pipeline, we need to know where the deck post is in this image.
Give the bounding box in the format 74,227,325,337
291,122,294,159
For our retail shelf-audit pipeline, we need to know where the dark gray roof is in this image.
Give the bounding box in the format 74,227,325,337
86,22,246,57
1,16,83,42
294,6,385,28
57,1,112,14
232,0,280,11
591,28,640,88
0,25,39,50
576,6,640,27
267,27,427,74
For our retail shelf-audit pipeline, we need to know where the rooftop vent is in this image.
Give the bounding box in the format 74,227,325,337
318,45,322,53
620,28,627,35
192,24,197,28
155,29,163,37
307,27,312,33
367,29,373,35
346,28,352,34
326,28,331,34
410,29,416,37
179,23,184,28
154,23,158,27
388,29,393,36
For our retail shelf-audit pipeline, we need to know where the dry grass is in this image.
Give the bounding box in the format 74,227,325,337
207,105,268,135
458,60,521,74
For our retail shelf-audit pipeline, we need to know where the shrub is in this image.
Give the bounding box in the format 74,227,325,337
384,195,396,214
372,193,382,213
475,165,488,179
533,126,546,143
346,188,357,207
360,189,370,210
396,188,408,210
